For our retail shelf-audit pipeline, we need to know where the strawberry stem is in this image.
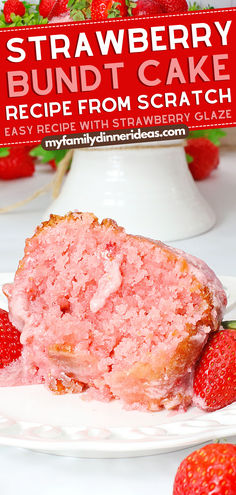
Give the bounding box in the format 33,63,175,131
221,320,236,329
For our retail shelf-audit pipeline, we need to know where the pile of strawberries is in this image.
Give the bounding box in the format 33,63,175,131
2,0,188,23
88,0,188,19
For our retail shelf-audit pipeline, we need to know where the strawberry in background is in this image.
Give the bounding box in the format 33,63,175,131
131,0,163,15
185,129,225,181
185,138,219,180
131,0,188,16
90,0,128,20
39,0,69,20
173,443,236,495
115,0,128,16
90,0,113,19
0,146,36,180
0,145,70,180
158,0,188,13
3,0,25,23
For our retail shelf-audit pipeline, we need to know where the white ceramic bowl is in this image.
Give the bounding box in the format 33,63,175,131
46,142,215,241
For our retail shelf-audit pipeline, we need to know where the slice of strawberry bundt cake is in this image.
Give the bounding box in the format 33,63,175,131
1,212,226,411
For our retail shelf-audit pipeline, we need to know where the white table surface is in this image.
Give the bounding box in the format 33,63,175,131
0,148,235,494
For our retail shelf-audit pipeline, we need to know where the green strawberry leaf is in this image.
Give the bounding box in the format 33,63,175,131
222,320,236,329
69,0,91,20
188,129,225,146
108,3,122,18
188,2,214,10
30,145,67,165
0,147,10,158
107,2,118,16
72,10,86,20
68,0,87,8
186,153,193,164
126,0,136,15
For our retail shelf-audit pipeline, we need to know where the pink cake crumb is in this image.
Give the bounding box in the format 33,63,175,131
0,212,227,411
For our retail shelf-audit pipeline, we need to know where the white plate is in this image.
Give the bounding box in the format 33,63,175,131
0,273,235,458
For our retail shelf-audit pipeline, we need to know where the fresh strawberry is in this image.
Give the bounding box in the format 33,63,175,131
173,443,236,495
115,0,128,16
185,137,219,180
51,0,69,17
91,0,113,19
193,328,236,412
3,0,25,23
0,146,35,180
131,0,187,16
0,309,22,369
158,0,188,13
39,0,59,19
132,0,163,16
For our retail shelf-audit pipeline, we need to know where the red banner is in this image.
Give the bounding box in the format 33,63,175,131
0,8,236,146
